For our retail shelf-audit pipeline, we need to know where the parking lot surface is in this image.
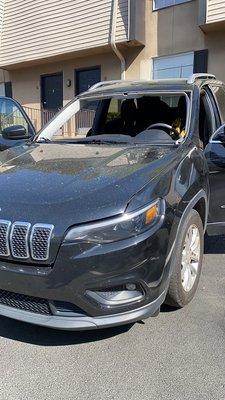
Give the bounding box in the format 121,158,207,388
0,235,224,400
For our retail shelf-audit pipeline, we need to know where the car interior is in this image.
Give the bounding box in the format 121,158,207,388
88,95,188,143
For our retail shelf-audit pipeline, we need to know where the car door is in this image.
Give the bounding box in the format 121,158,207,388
0,97,36,152
204,84,225,233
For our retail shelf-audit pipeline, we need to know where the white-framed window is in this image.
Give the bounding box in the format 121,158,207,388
152,52,194,79
153,0,191,11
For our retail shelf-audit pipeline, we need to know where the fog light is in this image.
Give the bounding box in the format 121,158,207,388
86,284,144,306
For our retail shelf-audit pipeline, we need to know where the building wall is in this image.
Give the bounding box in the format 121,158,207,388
126,0,205,80
10,52,121,109
151,0,205,57
0,0,4,32
205,31,225,80
207,0,225,23
0,0,129,68
7,0,225,111
126,0,225,82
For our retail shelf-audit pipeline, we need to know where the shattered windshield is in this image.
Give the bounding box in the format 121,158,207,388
37,92,190,145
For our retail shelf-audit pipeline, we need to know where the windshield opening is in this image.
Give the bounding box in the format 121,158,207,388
37,92,190,145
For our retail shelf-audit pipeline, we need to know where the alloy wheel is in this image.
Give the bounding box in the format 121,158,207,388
181,224,201,292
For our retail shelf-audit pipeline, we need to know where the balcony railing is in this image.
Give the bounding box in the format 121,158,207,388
23,106,95,136
23,107,56,131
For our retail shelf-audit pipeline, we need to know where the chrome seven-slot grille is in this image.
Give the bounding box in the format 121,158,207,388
0,220,54,261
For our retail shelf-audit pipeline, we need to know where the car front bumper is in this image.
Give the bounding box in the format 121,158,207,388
0,290,166,331
0,222,172,330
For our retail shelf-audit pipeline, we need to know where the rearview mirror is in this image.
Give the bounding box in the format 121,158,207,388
212,124,225,143
2,125,28,140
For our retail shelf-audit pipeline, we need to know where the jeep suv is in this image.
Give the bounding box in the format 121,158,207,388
0,73,224,330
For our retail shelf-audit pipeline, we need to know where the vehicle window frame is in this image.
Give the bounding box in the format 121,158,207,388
201,89,217,132
91,99,110,136
206,85,225,143
37,90,192,144
209,84,225,124
0,96,36,138
197,89,216,147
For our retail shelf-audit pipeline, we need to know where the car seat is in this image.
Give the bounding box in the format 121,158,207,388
104,99,137,136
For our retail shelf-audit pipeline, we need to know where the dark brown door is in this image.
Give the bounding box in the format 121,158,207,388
41,73,63,124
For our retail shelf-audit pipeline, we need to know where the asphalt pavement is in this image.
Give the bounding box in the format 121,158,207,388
0,235,224,400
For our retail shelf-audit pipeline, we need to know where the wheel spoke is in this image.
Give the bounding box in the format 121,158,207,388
181,265,186,282
191,235,200,253
190,262,198,276
181,223,201,292
190,249,199,262
186,228,192,247
190,227,198,248
181,266,189,290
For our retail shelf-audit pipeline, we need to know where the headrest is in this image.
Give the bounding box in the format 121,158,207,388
121,99,137,121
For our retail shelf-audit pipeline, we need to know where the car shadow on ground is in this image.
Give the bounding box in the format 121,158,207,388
160,304,178,313
0,316,134,346
0,234,221,346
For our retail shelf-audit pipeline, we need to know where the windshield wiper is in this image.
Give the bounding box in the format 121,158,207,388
75,139,130,145
36,138,130,145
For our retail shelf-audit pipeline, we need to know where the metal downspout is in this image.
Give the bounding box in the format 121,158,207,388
110,0,126,80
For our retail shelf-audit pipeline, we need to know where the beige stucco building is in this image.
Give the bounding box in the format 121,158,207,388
0,0,224,128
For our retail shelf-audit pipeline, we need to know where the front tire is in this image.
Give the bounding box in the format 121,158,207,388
165,209,204,308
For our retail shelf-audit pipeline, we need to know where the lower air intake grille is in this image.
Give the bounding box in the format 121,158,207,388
0,289,52,315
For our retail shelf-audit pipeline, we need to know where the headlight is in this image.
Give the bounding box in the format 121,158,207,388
64,199,165,244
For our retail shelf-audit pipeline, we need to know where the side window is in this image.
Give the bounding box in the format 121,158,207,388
106,99,121,124
0,98,30,137
199,90,217,147
210,85,225,123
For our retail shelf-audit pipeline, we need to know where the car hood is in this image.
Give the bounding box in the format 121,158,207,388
0,142,179,228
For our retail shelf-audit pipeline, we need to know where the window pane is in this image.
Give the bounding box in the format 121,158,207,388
39,93,188,143
153,52,194,79
53,100,99,139
180,65,194,78
106,98,121,123
154,67,181,79
154,0,173,9
154,0,190,10
0,99,29,136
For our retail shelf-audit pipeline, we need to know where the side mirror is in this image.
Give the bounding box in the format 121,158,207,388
2,125,28,140
212,124,225,143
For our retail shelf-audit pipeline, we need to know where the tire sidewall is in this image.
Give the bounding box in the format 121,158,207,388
168,209,204,307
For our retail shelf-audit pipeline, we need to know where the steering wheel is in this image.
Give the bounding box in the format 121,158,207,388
147,123,180,140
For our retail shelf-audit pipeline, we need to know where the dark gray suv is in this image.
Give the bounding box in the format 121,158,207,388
0,74,224,330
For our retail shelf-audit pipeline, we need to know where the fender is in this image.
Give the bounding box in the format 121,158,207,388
166,189,208,266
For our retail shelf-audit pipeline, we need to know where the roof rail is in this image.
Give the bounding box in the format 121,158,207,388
88,80,123,91
187,73,216,84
